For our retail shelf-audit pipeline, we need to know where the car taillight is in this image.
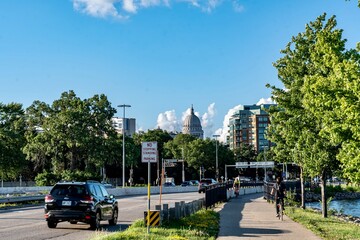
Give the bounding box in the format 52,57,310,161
80,195,94,204
45,194,55,203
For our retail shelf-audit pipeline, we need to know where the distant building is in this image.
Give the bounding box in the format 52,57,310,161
182,105,204,139
227,104,275,152
112,117,136,137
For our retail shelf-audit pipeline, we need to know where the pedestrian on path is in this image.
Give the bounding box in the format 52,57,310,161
271,176,286,217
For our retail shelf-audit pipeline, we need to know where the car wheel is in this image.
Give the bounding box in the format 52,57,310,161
90,212,101,230
108,208,118,226
47,220,57,228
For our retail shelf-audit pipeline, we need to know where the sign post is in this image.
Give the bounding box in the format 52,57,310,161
142,141,157,234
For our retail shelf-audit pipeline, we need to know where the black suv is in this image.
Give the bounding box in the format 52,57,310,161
44,180,118,230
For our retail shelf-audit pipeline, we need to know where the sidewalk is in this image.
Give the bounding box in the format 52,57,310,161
216,193,322,240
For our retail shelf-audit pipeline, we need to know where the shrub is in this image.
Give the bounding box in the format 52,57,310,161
60,170,101,182
35,171,58,186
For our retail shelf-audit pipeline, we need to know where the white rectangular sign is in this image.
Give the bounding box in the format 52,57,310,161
142,142,158,163
236,162,249,168
164,159,178,163
236,161,274,168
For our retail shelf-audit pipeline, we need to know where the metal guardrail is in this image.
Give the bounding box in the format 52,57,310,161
0,195,45,204
263,180,301,202
205,183,227,209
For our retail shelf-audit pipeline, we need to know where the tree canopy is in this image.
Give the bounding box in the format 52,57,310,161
23,91,118,179
0,102,26,179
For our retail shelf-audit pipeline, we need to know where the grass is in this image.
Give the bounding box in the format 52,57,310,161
0,200,42,209
92,209,220,240
0,203,18,208
285,207,360,240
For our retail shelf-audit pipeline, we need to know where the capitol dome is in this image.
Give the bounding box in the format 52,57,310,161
182,105,204,139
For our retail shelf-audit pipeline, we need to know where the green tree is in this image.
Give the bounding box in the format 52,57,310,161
185,138,234,180
233,143,257,162
23,91,117,179
0,102,26,179
163,133,197,159
301,16,360,184
267,14,345,217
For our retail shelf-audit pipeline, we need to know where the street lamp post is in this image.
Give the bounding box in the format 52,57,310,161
213,134,220,182
118,104,131,188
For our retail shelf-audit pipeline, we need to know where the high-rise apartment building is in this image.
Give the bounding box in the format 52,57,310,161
227,104,275,152
112,117,136,137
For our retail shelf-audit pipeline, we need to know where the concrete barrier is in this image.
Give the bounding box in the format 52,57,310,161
0,186,52,195
107,186,198,197
0,186,199,203
0,185,263,204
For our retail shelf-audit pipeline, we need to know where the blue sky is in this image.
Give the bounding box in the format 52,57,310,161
0,0,359,141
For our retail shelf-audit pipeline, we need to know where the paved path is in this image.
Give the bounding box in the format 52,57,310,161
216,193,322,240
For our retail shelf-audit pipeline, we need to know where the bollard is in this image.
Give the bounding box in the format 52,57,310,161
163,204,169,222
175,202,180,219
180,201,185,218
155,205,162,225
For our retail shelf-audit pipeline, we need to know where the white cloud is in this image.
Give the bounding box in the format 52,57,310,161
156,110,180,132
256,97,275,105
201,103,216,138
180,0,222,13
123,0,137,13
232,0,244,13
140,0,169,7
73,0,245,18
156,103,217,137
73,0,126,18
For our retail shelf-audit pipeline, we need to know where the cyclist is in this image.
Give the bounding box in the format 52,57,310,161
233,176,240,197
271,176,286,217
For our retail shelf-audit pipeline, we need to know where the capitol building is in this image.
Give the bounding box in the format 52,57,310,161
182,105,204,139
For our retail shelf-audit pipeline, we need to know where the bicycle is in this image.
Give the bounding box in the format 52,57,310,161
234,187,239,198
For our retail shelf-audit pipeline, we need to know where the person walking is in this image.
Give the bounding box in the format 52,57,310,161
271,176,286,217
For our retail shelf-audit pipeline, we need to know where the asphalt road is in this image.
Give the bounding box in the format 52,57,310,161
0,191,203,240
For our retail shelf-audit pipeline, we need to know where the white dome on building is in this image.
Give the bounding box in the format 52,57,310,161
182,105,204,139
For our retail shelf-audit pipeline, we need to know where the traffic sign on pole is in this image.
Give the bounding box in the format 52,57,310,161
236,161,274,168
142,142,158,163
141,141,158,234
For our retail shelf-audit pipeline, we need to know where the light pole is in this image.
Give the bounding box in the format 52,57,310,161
213,134,220,182
118,104,131,188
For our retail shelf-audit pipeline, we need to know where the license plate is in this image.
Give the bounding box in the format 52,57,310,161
62,201,72,206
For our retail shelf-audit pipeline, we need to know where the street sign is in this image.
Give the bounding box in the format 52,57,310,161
256,161,275,168
236,161,274,168
142,142,158,163
164,162,176,167
236,162,250,168
164,159,178,163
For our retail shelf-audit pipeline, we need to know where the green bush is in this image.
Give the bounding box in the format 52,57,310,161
35,171,58,186
60,170,101,182
345,185,359,192
35,170,101,186
313,185,343,196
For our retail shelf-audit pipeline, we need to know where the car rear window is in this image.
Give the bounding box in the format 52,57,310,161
51,185,87,197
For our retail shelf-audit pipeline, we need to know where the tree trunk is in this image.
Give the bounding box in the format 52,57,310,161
320,170,327,218
300,167,305,209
